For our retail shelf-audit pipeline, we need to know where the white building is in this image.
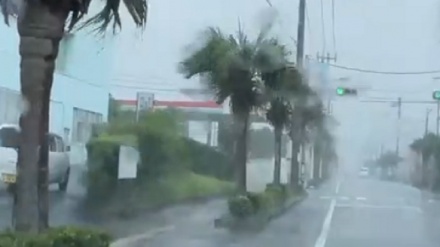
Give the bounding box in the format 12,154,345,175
0,5,114,165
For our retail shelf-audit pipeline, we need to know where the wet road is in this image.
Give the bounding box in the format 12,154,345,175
141,173,440,247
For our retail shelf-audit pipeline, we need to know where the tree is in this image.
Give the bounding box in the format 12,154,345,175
264,65,303,185
179,27,287,193
1,0,148,232
287,86,324,188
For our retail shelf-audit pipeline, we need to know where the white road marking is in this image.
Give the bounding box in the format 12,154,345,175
336,204,422,213
314,199,336,247
339,196,350,201
355,197,367,201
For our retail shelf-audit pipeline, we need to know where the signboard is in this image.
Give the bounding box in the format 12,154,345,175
136,92,154,111
136,92,154,121
117,145,139,179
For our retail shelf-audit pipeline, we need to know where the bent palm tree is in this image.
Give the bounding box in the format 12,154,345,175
264,65,303,185
179,27,286,193
1,0,147,232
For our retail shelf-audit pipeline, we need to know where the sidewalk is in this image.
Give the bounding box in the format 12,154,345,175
109,198,227,247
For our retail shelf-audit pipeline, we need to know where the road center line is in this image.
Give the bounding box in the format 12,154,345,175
314,199,336,247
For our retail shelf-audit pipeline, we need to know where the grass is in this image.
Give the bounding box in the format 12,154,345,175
95,172,234,218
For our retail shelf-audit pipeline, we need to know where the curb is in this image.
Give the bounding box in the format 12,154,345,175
110,225,175,247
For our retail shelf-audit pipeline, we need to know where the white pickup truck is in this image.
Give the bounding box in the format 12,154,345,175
0,124,71,192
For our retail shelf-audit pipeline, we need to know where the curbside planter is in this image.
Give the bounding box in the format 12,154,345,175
214,192,307,232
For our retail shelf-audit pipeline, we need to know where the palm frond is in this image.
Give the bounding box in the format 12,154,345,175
0,0,19,25
77,0,147,33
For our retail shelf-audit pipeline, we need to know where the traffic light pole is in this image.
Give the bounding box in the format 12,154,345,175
436,101,439,135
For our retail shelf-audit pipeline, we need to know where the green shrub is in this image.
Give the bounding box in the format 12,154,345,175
184,138,233,180
0,227,111,247
228,195,254,218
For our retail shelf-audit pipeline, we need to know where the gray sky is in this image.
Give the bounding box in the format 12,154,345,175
111,0,440,154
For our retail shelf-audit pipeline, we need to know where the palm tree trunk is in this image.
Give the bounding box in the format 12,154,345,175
273,127,282,185
289,137,301,188
16,1,69,232
234,113,250,193
313,144,320,181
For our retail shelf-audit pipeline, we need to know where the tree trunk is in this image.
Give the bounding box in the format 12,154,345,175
289,138,301,188
16,0,69,232
273,127,282,185
234,113,249,193
313,144,320,181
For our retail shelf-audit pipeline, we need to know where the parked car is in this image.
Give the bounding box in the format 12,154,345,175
358,167,369,178
0,124,71,192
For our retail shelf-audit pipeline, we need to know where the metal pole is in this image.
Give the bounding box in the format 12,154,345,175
436,101,439,135
396,97,401,155
425,109,431,136
296,0,306,68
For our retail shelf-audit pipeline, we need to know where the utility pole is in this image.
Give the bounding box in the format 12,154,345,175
425,108,432,136
396,97,401,155
296,0,306,68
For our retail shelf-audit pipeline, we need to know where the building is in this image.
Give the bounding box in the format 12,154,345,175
0,7,113,165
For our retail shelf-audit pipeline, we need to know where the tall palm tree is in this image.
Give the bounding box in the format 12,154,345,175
179,27,286,193
264,65,303,185
1,0,147,232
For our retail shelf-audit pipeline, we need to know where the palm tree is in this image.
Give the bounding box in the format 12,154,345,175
179,27,286,193
266,97,290,185
264,65,303,185
1,0,148,232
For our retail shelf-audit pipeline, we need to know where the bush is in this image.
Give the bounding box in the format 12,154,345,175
228,195,254,218
0,227,111,247
184,138,233,180
228,184,292,219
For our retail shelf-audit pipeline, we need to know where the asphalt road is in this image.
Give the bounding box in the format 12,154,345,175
136,171,440,247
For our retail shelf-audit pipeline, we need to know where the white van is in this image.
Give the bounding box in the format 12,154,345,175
0,124,71,191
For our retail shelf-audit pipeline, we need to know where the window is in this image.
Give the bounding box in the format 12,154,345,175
48,135,57,152
0,126,19,148
55,136,64,152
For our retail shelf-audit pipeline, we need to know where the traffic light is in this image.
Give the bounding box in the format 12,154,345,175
336,87,357,96
433,90,440,100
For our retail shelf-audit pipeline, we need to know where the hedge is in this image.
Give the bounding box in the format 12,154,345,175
0,226,111,247
228,184,290,218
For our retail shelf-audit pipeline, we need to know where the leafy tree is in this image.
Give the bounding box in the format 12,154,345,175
179,27,286,193
1,0,148,232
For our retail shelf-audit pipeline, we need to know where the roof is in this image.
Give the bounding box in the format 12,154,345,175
117,99,222,109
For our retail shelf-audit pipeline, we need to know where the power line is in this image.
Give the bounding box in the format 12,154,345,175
331,0,336,52
325,63,440,75
320,0,326,53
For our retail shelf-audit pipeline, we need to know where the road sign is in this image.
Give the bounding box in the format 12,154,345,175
118,145,139,179
136,92,154,111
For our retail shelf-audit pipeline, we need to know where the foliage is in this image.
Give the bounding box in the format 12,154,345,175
1,0,147,33
376,151,402,167
227,184,292,219
85,109,234,214
0,226,111,247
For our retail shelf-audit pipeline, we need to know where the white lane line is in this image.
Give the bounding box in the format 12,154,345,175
336,204,423,213
339,196,349,201
356,197,367,201
320,196,332,200
314,199,336,247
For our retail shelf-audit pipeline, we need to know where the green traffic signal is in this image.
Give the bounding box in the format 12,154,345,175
336,87,346,95
433,91,440,100
336,87,357,96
